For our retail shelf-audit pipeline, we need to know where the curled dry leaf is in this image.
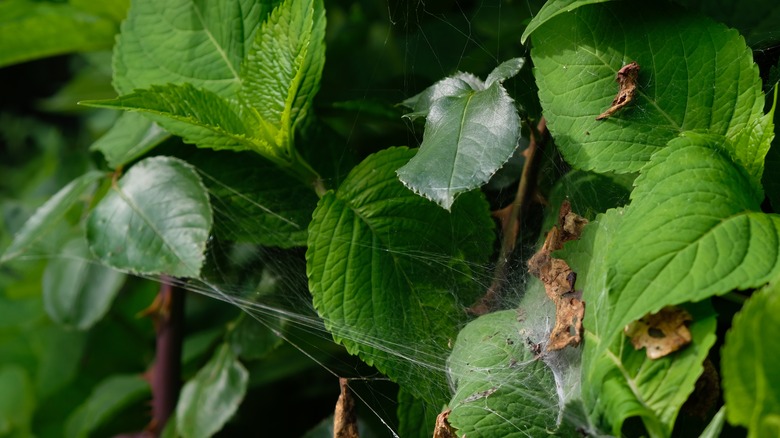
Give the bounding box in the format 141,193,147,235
527,200,588,351
334,378,359,438
623,305,693,359
433,409,458,438
596,61,640,120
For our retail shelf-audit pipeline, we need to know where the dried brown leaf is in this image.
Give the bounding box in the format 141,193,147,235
624,306,693,359
433,409,458,438
334,378,359,438
596,61,640,120
527,200,588,351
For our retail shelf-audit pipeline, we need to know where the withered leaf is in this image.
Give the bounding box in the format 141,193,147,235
334,378,359,438
527,200,588,351
433,409,458,438
596,61,640,120
624,306,693,359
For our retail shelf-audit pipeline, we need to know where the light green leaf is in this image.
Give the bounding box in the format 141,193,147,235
188,149,318,248
87,156,212,278
113,0,279,96
730,86,777,196
699,407,726,438
176,343,248,438
81,84,276,157
520,0,614,44
447,310,559,438
484,57,525,88
90,112,170,169
241,0,326,152
1,171,105,264
0,0,125,68
64,375,149,438
397,78,521,210
560,211,718,436
400,73,480,121
43,237,125,330
722,281,780,437
603,134,780,344
531,2,767,173
0,365,35,437
307,147,493,405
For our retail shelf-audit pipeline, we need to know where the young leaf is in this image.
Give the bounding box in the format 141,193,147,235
531,2,767,173
176,343,248,438
90,113,170,169
82,83,277,158
722,281,780,437
0,0,124,68
397,59,523,210
307,147,494,406
1,171,105,264
43,237,125,330
446,310,560,437
64,375,150,438
113,0,280,96
87,156,212,278
520,0,614,44
240,0,326,153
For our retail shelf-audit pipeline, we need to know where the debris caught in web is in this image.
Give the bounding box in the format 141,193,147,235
334,378,359,438
433,409,458,438
527,200,588,351
596,61,640,120
624,306,693,359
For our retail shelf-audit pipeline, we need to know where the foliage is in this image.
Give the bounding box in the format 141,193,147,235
1,0,779,437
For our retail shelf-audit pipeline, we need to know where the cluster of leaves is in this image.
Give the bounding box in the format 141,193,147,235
2,0,780,437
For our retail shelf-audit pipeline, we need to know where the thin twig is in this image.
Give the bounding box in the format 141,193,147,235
470,118,548,314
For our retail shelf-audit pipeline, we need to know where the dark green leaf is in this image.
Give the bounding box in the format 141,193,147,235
87,156,212,278
532,2,767,173
43,237,125,330
396,389,437,438
0,0,125,68
1,171,105,264
90,113,170,169
722,281,780,436
307,147,493,405
64,375,149,438
176,343,248,438
0,365,35,436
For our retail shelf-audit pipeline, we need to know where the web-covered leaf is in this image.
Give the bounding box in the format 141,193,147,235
531,1,767,173
307,147,494,406
722,281,780,437
87,156,213,278
446,310,560,438
397,59,523,210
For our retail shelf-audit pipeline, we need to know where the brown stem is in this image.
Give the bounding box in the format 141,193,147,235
470,118,549,315
148,277,185,436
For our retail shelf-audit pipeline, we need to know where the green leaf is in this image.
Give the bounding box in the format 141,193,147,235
64,375,149,438
81,84,277,158
722,281,780,437
699,407,726,438
1,171,105,264
0,0,126,68
87,156,212,278
673,0,780,49
188,150,318,248
0,365,35,437
240,0,326,152
396,389,437,438
397,61,522,210
603,134,780,345
113,0,279,96
43,237,125,330
560,211,718,436
531,2,767,173
520,0,614,44
176,343,248,438
227,314,284,361
90,113,170,169
447,310,559,437
307,147,494,405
